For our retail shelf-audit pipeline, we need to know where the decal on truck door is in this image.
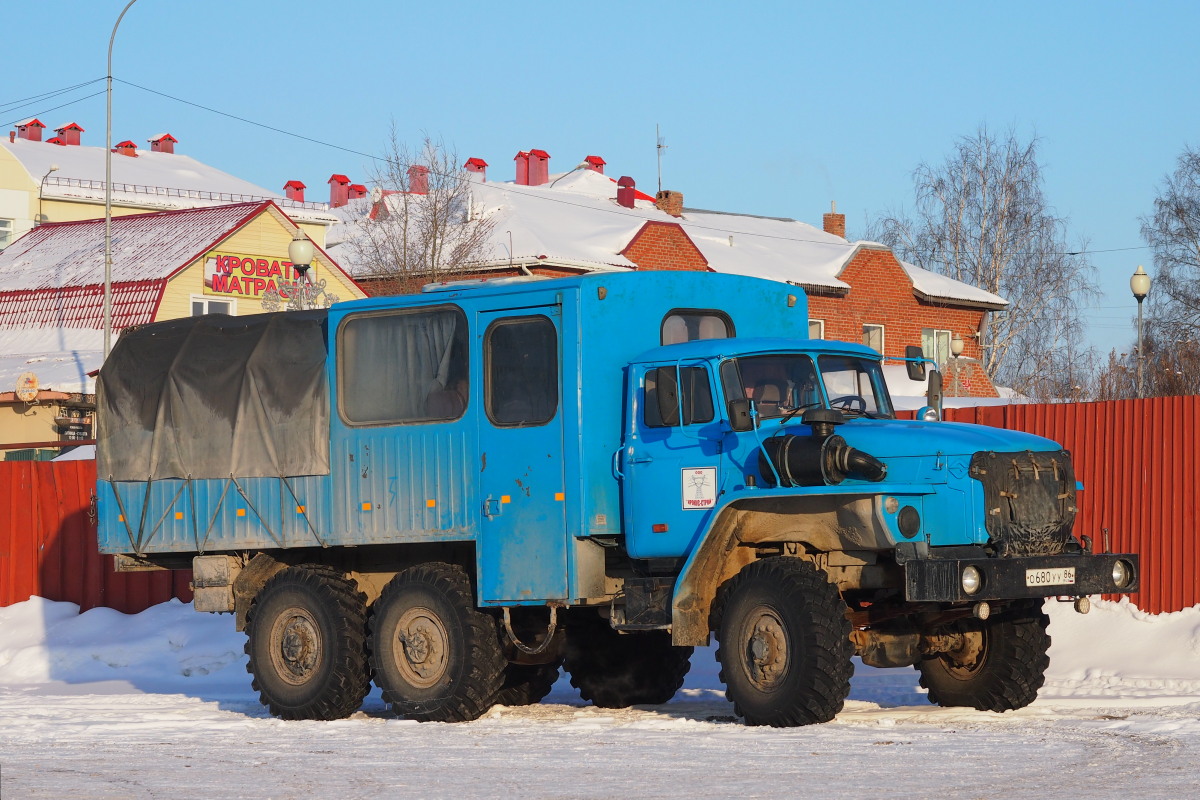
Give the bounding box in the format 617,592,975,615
682,468,717,510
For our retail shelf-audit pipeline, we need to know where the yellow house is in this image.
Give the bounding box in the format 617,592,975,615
0,201,365,457
1,119,335,251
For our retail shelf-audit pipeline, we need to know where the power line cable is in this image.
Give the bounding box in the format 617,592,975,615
0,78,105,115
2,90,108,130
99,78,1159,259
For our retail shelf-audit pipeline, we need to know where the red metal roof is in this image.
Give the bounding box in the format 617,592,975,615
0,280,165,330
115,140,138,148
56,122,85,132
328,174,350,184
148,133,177,143
465,157,488,168
284,179,306,189
585,155,606,166
529,149,550,159
0,202,271,293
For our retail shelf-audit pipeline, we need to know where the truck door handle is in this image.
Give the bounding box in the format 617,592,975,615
628,455,653,464
483,496,502,519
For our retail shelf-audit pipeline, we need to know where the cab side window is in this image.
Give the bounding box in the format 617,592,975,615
486,316,558,427
661,310,733,345
644,366,714,427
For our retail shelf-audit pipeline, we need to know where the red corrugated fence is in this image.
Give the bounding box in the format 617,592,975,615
1,397,1196,614
0,460,191,613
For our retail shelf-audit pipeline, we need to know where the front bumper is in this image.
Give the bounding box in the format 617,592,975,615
904,552,1139,603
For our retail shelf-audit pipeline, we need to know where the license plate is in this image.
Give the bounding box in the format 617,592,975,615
1025,567,1076,587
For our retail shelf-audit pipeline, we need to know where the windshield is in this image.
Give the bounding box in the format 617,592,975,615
720,353,894,419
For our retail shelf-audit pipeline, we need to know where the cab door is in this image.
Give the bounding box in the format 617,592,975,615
476,307,568,603
622,362,725,559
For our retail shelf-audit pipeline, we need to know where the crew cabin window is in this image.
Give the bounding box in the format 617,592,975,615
486,316,558,427
661,310,733,345
339,306,469,425
644,366,714,427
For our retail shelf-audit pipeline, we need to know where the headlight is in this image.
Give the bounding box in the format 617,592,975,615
918,405,940,422
1112,559,1133,588
961,565,982,595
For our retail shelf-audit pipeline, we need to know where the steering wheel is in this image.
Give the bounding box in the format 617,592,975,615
829,395,867,412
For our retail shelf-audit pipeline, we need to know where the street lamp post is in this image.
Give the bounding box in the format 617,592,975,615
104,0,140,359
37,164,59,225
1130,265,1151,398
950,334,965,396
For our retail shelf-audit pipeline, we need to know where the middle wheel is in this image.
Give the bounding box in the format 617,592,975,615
369,562,506,722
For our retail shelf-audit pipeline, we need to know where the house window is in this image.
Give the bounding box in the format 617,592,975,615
808,319,824,339
0,219,13,250
862,324,884,354
922,328,952,367
191,296,234,316
661,309,733,345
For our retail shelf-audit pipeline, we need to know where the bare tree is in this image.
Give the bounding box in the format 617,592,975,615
345,130,496,294
869,126,1096,398
1140,145,1200,344
1092,331,1200,400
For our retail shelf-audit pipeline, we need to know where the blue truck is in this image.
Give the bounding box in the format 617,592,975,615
96,271,1138,727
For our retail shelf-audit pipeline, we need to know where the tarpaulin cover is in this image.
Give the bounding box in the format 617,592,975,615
97,311,330,480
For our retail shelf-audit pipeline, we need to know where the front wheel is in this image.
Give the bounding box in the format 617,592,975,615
917,600,1050,712
244,565,370,720
368,562,506,722
712,557,853,727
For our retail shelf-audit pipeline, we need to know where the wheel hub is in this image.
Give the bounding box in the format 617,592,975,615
395,608,449,688
744,608,788,690
271,610,322,685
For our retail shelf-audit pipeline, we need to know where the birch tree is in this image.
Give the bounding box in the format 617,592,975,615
346,131,495,294
870,126,1096,397
1140,145,1200,344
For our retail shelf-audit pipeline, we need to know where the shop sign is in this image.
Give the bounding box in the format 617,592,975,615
203,252,319,299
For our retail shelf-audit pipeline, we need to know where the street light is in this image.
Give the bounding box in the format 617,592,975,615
104,0,140,359
37,164,59,225
1130,265,1151,398
950,334,964,396
261,229,339,312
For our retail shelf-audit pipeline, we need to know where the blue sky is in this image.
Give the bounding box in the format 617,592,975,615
7,1,1198,357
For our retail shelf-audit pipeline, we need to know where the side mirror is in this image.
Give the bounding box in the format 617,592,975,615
905,345,927,382
728,398,754,432
926,368,943,419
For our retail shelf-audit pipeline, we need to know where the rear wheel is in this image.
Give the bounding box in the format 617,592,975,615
244,565,370,720
494,661,562,706
712,557,853,727
563,613,692,708
369,562,506,722
917,599,1050,712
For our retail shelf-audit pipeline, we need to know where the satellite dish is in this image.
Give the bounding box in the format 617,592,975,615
15,371,38,402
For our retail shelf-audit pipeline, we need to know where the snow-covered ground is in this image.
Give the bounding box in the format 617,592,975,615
2,597,1199,799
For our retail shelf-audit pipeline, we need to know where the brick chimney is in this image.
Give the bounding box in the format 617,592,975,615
114,140,138,157
16,119,45,141
283,180,306,202
655,190,683,217
822,201,846,239
148,133,177,154
464,157,488,181
528,149,550,186
56,123,84,146
328,174,351,208
617,176,637,209
348,183,367,201
47,137,65,146
584,155,606,174
407,165,429,194
514,151,530,185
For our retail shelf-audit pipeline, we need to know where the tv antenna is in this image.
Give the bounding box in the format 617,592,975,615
656,124,668,193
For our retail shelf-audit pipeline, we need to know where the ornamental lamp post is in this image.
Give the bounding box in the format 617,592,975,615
1130,265,1151,398
288,229,315,282
37,164,59,225
950,334,965,396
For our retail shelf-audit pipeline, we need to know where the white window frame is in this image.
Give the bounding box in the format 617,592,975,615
922,328,952,367
862,323,885,354
808,319,825,339
0,218,13,251
191,295,236,316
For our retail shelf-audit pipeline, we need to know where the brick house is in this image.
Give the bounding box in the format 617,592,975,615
324,149,1005,398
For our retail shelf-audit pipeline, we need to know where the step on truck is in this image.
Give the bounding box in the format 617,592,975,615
96,271,1139,726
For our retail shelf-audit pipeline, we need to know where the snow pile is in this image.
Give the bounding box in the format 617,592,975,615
2,596,1199,705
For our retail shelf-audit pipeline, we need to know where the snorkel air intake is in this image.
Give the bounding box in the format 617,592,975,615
758,408,887,487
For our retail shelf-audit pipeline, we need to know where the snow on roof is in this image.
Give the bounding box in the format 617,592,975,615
900,260,1007,308
0,327,103,394
326,166,1006,307
0,138,335,223
0,202,265,291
